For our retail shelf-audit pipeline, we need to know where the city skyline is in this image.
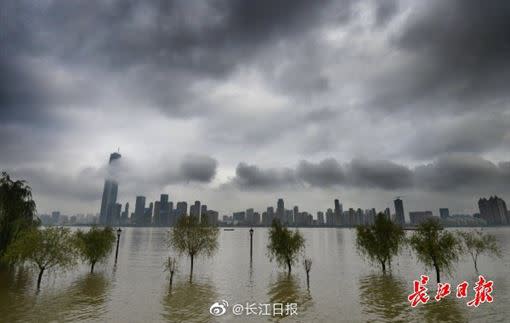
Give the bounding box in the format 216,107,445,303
2,1,510,216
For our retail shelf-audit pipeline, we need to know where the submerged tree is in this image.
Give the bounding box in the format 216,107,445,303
458,230,501,273
409,219,461,283
303,258,312,289
165,256,178,288
267,219,305,274
168,216,219,283
74,226,116,273
356,213,405,273
4,227,77,289
0,172,39,260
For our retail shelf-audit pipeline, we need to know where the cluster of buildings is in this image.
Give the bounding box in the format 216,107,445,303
39,211,98,226
44,152,510,228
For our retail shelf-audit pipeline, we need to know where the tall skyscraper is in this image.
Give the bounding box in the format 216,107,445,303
478,196,508,225
121,202,129,225
160,194,170,226
439,208,450,219
277,198,284,222
134,196,146,226
334,199,342,226
99,152,121,225
190,200,201,218
394,198,405,226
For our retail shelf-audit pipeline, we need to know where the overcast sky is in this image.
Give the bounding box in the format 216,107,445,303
2,0,510,217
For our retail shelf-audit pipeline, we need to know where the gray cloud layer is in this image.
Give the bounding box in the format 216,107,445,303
2,0,510,214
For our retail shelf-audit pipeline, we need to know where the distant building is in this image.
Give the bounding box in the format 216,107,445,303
394,198,405,226
99,152,121,225
233,211,246,224
277,198,285,222
478,196,508,225
317,211,324,225
334,199,342,226
190,201,201,219
326,208,334,225
175,201,188,220
134,196,146,226
439,208,450,219
409,211,434,225
121,202,129,225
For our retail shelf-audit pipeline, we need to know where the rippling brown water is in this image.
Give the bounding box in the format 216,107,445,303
1,227,509,322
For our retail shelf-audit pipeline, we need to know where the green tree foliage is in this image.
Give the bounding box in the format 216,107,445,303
168,216,219,283
74,226,116,273
458,230,501,273
4,227,77,289
0,172,39,259
409,218,461,283
267,219,305,274
356,213,405,273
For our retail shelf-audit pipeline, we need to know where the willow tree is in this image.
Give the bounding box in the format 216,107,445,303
168,216,219,283
458,230,501,273
356,213,405,273
409,219,461,283
267,219,305,274
4,227,77,289
74,226,116,273
0,172,39,259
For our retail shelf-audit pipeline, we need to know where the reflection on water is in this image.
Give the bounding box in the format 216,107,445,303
419,298,467,323
0,227,509,322
267,273,313,320
0,271,110,322
161,280,217,323
359,274,413,322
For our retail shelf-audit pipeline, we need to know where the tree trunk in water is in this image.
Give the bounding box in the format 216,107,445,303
37,268,45,290
189,255,194,283
434,264,440,283
306,271,310,289
287,260,292,275
170,272,174,288
474,254,479,273
91,262,95,274
381,260,386,274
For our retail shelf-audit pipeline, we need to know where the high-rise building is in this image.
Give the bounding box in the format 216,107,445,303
326,208,334,225
439,208,450,219
384,207,391,220
266,207,275,226
276,198,284,222
190,201,201,218
134,196,146,226
144,202,153,225
175,201,188,219
394,198,405,226
478,196,508,225
159,194,170,226
317,211,325,225
334,199,343,226
153,201,161,226
121,202,129,225
99,152,121,225
246,208,254,225
200,204,208,223
409,211,434,225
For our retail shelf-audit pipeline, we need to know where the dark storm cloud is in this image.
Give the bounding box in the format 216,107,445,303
226,156,510,193
0,0,340,120
415,155,510,192
379,0,510,112
405,113,510,158
7,154,219,203
228,162,299,190
180,154,218,183
346,159,413,189
297,159,345,187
